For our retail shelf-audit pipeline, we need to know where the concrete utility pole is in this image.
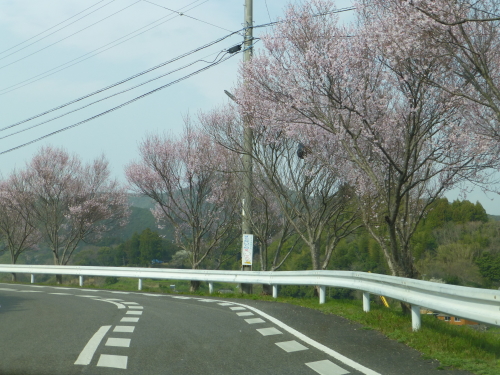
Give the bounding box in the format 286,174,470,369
241,0,253,294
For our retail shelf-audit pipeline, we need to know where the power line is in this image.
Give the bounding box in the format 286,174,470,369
0,6,354,152
0,0,208,96
0,0,141,71
0,0,112,56
0,50,228,141
253,6,356,29
143,0,234,32
0,52,240,155
0,27,242,133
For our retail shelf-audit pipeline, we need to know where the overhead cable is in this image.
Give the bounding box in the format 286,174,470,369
0,27,242,133
0,0,208,96
0,52,240,155
143,0,234,32
0,0,113,56
0,0,141,70
0,50,228,141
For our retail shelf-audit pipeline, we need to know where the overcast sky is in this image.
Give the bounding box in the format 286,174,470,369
0,0,498,214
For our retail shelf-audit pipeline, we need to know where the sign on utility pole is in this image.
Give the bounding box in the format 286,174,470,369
242,234,254,266
241,0,253,293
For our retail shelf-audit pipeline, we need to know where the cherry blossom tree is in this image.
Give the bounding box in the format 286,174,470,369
201,105,360,279
23,146,128,283
365,0,500,148
237,0,497,284
0,173,41,281
126,124,240,291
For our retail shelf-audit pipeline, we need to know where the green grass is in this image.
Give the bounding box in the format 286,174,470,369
5,276,500,375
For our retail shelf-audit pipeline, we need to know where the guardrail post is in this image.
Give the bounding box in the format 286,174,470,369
363,292,370,312
79,276,84,287
411,305,421,331
138,278,143,291
319,286,326,304
272,285,278,298
31,274,35,284
209,282,214,294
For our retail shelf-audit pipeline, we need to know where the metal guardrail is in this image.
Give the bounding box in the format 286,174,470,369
1,264,499,331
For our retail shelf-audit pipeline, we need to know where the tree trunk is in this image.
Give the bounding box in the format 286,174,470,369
189,280,200,292
11,273,17,282
56,274,63,284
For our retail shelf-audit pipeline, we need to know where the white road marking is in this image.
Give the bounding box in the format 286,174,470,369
97,354,128,369
93,299,126,309
121,317,140,323
256,327,283,336
74,325,111,365
172,296,192,299
141,293,161,296
230,307,246,311
306,360,350,375
236,312,254,317
18,290,42,293
126,310,142,315
0,288,16,291
275,340,309,353
128,306,143,309
52,287,72,290
82,289,100,292
198,299,217,302
231,302,381,375
114,326,135,333
245,318,266,324
123,302,139,305
218,302,234,306
103,298,124,301
109,291,130,294
28,285,46,288
106,338,131,347
50,292,72,295
76,295,100,298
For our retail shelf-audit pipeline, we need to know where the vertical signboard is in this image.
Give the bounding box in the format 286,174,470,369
241,234,254,266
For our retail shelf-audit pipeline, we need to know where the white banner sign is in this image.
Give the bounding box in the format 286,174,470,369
241,234,254,266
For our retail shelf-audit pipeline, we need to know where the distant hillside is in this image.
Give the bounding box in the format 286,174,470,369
128,194,156,209
488,214,500,221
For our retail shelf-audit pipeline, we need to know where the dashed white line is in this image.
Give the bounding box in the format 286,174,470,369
306,360,350,375
128,306,143,309
231,302,381,375
18,290,42,293
276,340,309,353
74,325,111,365
93,299,126,309
218,302,234,306
236,312,254,317
230,307,246,311
123,302,139,305
121,317,140,323
106,338,131,347
245,318,266,324
126,310,142,315
97,354,128,369
114,326,135,333
49,292,72,295
256,327,283,336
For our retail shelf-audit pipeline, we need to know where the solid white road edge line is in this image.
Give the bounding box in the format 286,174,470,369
231,301,382,375
74,325,111,365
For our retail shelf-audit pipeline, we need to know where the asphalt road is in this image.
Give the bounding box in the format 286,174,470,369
0,283,474,375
